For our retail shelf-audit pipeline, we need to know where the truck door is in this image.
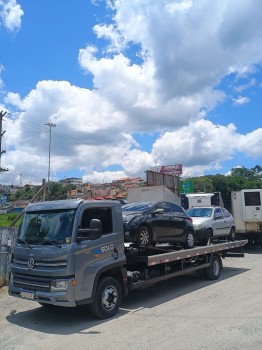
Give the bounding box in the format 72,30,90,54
74,206,124,302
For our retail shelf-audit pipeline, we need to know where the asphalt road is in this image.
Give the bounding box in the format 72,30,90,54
0,245,262,350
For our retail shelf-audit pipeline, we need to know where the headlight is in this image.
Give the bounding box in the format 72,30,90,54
195,224,207,230
123,214,137,223
50,280,68,292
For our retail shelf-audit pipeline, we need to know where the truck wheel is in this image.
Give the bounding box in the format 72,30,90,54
205,254,222,280
136,225,152,246
228,227,235,241
90,277,122,319
184,231,195,249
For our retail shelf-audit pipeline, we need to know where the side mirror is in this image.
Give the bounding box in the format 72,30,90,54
214,213,222,220
76,219,102,242
153,208,165,215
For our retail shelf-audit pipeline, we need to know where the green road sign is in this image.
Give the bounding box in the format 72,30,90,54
179,180,194,193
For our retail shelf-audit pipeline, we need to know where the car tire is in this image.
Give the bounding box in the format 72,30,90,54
228,227,235,241
204,228,213,245
136,225,153,246
90,277,122,319
184,230,195,249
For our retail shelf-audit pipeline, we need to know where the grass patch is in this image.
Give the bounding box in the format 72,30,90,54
0,213,23,227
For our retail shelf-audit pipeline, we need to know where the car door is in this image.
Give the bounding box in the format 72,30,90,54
168,203,188,239
222,208,234,235
148,202,173,241
213,207,227,236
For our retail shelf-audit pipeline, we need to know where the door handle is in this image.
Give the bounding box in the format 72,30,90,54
112,248,118,260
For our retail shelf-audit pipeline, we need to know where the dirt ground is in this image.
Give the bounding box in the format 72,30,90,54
0,245,262,350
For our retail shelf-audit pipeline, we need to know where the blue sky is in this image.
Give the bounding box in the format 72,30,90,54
0,0,261,186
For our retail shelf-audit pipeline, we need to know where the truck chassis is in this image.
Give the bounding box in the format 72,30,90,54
124,240,247,291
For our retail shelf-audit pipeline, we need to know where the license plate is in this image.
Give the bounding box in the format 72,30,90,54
21,291,34,300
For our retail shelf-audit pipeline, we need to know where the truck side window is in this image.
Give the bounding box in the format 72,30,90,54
244,192,261,206
81,208,113,235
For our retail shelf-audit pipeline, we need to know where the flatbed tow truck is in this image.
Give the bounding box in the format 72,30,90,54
9,199,247,319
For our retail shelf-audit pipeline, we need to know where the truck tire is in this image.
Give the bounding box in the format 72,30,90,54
90,277,122,319
205,254,222,280
228,227,235,241
136,225,153,246
184,230,195,249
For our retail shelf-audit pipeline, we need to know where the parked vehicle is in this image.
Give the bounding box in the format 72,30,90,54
181,192,224,210
127,185,181,205
231,189,262,246
122,201,196,248
9,199,247,319
186,206,235,244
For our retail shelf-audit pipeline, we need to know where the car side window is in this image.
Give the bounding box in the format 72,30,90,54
222,208,230,218
155,202,172,215
170,203,184,214
215,208,223,218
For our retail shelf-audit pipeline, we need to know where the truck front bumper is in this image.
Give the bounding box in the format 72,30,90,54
8,276,77,307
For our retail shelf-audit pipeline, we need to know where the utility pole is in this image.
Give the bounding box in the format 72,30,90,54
45,122,56,194
0,110,8,172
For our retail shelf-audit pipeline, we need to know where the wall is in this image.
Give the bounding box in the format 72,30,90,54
0,227,18,288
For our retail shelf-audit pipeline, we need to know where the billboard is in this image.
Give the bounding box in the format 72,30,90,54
150,164,182,175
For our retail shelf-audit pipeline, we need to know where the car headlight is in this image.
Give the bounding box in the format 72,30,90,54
50,280,68,292
123,214,140,224
195,224,207,230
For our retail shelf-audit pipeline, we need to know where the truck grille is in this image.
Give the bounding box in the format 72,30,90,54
13,273,51,292
12,257,68,270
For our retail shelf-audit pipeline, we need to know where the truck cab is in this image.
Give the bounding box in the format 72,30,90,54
9,199,126,310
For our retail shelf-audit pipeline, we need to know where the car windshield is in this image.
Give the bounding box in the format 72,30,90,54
17,209,76,244
187,208,213,217
122,202,154,212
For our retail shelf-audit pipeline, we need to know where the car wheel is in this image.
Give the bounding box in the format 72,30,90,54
228,227,235,241
184,230,195,249
136,225,153,246
204,228,213,245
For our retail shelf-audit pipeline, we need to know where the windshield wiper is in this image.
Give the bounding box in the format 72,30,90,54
17,239,32,249
38,239,62,248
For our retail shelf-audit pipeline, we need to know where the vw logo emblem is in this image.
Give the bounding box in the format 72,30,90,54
28,258,35,270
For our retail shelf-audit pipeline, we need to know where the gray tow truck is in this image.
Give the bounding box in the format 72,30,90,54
9,199,247,319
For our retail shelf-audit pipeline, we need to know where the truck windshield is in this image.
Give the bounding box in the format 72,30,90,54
17,209,76,245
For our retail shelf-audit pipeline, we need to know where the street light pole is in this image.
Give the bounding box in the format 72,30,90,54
45,122,56,194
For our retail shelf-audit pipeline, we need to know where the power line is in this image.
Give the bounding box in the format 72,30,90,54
4,116,130,162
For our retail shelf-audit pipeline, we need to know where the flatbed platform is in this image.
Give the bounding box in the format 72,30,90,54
126,240,248,266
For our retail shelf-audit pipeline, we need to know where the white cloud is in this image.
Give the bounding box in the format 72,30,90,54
2,0,262,182
232,96,250,106
237,129,262,158
0,0,24,31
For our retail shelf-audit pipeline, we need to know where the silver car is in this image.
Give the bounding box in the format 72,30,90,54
186,206,235,244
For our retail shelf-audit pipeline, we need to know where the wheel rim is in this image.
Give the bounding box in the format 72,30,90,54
102,285,118,311
213,260,220,276
187,232,194,247
139,227,150,245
